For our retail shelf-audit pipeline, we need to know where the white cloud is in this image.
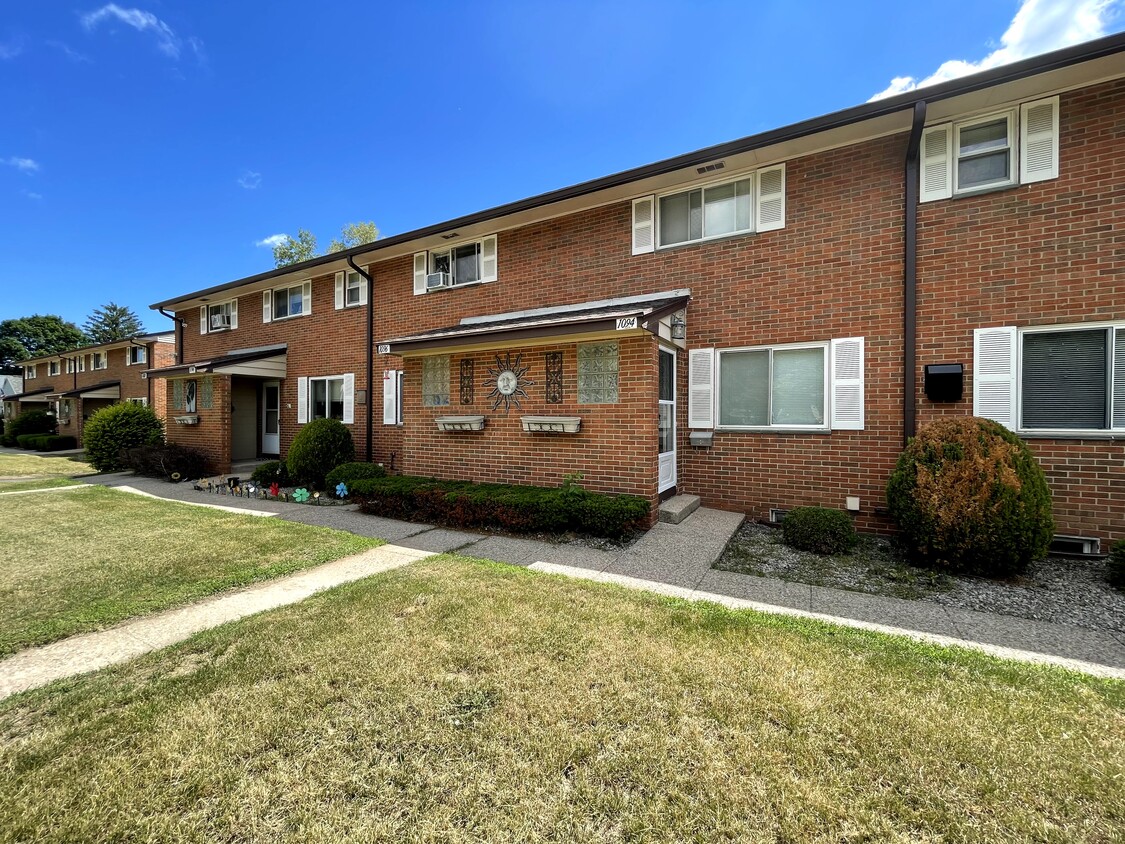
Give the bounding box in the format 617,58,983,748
256,234,288,248
238,171,262,190
3,156,40,173
81,4,181,59
870,0,1122,101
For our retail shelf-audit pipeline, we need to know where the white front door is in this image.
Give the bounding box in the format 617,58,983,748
262,381,280,455
658,348,676,493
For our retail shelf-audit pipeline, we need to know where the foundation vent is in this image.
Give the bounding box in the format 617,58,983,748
768,508,789,524
1048,535,1101,556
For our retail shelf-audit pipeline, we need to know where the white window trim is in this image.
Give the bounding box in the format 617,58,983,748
305,374,355,424
416,234,498,294
25,365,36,380
47,360,60,376
653,165,784,250
127,397,149,406
92,352,108,371
269,282,312,322
127,346,147,366
1015,321,1125,437
65,358,76,374
716,341,830,432
202,299,238,333
953,109,1017,196
345,270,367,307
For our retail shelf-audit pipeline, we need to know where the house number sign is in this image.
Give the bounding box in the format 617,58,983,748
616,317,638,330
377,344,391,355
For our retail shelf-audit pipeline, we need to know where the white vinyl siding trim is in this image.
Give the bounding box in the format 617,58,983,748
688,348,714,429
754,164,785,232
973,326,1017,429
830,337,864,430
632,196,655,255
920,124,953,202
296,376,308,424
413,252,427,296
1020,96,1059,183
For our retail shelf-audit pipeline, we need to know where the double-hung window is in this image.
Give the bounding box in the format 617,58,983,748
128,346,146,365
954,112,1016,193
201,299,237,333
92,352,107,370
310,376,345,421
412,235,498,294
271,284,307,320
345,271,365,306
65,358,76,374
718,344,828,430
25,365,36,380
48,360,60,376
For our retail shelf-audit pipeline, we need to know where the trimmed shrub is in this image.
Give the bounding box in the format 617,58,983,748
83,402,164,472
350,475,650,539
325,461,386,493
30,434,77,452
16,434,42,450
123,443,209,481
886,417,1053,578
1110,541,1125,592
5,409,55,446
781,506,857,555
286,419,355,488
250,460,290,486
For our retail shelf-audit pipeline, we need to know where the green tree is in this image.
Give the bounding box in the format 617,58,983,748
328,221,380,254
272,229,319,268
83,302,145,344
0,315,87,374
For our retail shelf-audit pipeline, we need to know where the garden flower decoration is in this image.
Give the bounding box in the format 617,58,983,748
336,482,348,499
269,482,280,498
293,488,310,503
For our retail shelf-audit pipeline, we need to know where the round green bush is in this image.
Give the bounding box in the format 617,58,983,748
324,461,386,494
886,417,1053,578
286,419,355,488
781,506,857,555
83,402,164,472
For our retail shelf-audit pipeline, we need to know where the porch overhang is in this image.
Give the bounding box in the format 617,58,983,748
60,380,121,400
7,386,55,402
379,290,691,357
143,345,288,380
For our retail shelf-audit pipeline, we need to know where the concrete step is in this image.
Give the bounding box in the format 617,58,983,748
659,494,701,525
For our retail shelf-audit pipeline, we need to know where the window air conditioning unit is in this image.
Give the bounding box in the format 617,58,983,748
210,314,231,330
426,272,452,289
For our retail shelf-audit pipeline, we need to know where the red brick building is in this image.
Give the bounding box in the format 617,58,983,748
149,34,1125,546
8,332,175,446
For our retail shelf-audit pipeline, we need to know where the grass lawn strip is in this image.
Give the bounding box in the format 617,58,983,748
0,486,382,656
0,453,93,478
1,556,1122,843
0,478,84,494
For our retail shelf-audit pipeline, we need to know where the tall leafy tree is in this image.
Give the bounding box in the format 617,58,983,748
83,302,145,344
328,221,380,254
0,315,87,374
272,229,319,267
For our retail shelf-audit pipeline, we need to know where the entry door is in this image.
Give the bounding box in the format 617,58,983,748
262,381,280,455
658,348,676,493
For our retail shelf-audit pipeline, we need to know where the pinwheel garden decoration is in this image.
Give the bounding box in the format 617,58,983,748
293,488,310,503
269,482,280,498
336,482,348,499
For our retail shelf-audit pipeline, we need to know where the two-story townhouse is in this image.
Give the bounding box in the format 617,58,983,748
151,33,1125,545
9,333,175,446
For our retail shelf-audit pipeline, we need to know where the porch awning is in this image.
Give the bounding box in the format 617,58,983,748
60,380,120,400
6,386,55,402
144,345,288,380
379,289,690,356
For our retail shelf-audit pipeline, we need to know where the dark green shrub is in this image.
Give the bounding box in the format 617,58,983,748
83,402,164,472
123,443,209,481
286,419,355,488
886,417,1053,578
325,461,386,493
29,434,77,452
16,434,42,449
5,409,55,446
780,506,857,555
350,475,649,539
1110,541,1125,592
250,460,290,486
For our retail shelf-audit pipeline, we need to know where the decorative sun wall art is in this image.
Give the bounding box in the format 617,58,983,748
483,352,535,413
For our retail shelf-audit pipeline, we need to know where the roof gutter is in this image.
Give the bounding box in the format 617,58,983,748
903,101,927,444
346,256,375,463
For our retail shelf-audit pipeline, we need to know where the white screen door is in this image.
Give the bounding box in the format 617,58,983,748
658,348,676,492
262,381,280,455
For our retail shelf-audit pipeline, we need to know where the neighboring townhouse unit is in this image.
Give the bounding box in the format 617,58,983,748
9,333,175,446
150,34,1125,545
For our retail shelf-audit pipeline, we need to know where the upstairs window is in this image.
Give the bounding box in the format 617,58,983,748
412,235,498,294
48,360,60,376
24,365,36,380
271,283,310,321
955,112,1016,192
92,352,107,370
346,271,365,306
200,299,238,333
128,346,146,365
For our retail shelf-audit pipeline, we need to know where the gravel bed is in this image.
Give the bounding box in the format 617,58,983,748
716,522,1124,633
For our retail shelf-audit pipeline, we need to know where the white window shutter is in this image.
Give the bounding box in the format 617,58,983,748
199,306,207,335
335,271,345,309
262,291,272,324
342,372,355,424
302,281,312,314
296,376,308,424
1020,96,1059,184
920,124,953,202
632,196,655,255
383,369,398,425
480,235,498,282
357,267,369,305
229,299,238,329
688,348,714,429
413,252,428,295
830,337,864,430
755,165,785,232
973,327,1018,429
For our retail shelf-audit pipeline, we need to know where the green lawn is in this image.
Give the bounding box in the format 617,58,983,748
2,556,1121,843
0,453,93,478
0,486,382,655
0,478,83,493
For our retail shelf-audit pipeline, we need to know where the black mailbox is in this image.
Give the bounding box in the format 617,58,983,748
924,363,964,402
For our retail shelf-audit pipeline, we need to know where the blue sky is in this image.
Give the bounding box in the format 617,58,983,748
1,0,1121,333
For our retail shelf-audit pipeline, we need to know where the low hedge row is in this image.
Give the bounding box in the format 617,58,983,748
325,461,386,492
15,434,77,451
350,476,650,539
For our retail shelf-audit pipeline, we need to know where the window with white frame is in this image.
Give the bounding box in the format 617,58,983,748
201,299,237,333
413,235,498,294
79,355,86,372
310,376,345,421
422,356,450,406
48,360,60,376
126,397,148,407
718,344,828,429
92,351,107,370
271,283,307,320
921,97,1059,202
577,343,619,404
383,369,404,425
59,398,73,418
24,365,36,380
128,346,146,365
346,271,365,306
65,358,76,374
975,323,1125,433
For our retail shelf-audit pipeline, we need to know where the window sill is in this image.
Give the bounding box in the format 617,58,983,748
425,279,495,293
953,180,1019,199
655,229,756,253
716,426,830,434
270,312,310,323
1019,430,1125,440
